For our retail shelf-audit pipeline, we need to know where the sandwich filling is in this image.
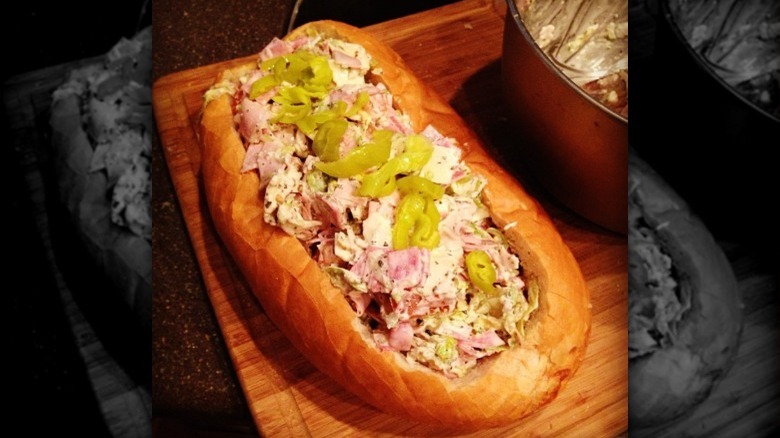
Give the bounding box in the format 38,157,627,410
628,180,691,359
53,28,152,241
207,32,539,378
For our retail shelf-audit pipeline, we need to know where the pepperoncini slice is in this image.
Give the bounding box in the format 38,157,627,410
397,175,444,200
358,134,434,198
259,51,334,125
392,193,440,250
345,91,369,117
465,250,497,294
260,56,286,76
282,52,312,84
260,51,332,90
397,135,434,173
272,102,311,124
306,55,333,87
273,86,313,105
297,101,348,135
411,197,441,248
315,129,392,177
312,119,348,162
393,194,426,249
249,75,279,99
357,159,401,198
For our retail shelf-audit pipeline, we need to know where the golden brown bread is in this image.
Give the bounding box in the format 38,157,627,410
628,151,742,430
199,20,591,428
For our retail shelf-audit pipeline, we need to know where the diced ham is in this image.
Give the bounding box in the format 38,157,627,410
387,247,430,290
331,49,363,69
255,147,284,186
421,125,457,148
291,36,309,49
258,36,309,61
332,84,404,132
350,247,391,293
362,194,398,248
451,167,467,181
348,247,371,279
238,98,271,143
312,179,368,229
349,245,430,298
275,190,322,241
240,143,265,172
241,71,262,95
259,38,289,61
288,36,308,52
240,142,284,189
388,322,414,352
334,178,368,218
312,194,347,230
347,291,372,316
345,84,412,134
340,124,359,154
458,330,505,357
485,245,520,283
365,85,391,114
437,198,491,251
328,84,361,106
458,226,493,251
381,112,414,135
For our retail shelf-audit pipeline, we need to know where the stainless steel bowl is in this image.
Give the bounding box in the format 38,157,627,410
664,0,779,121
630,0,778,242
501,0,629,234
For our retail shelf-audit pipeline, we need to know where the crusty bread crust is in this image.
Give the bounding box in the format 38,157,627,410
199,20,591,428
628,152,742,428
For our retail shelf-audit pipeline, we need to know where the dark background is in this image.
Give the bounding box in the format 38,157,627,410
2,1,151,81
5,0,777,436
630,0,779,258
3,0,151,435
629,0,779,436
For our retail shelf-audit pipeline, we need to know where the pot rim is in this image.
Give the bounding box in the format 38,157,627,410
660,0,780,124
504,0,628,125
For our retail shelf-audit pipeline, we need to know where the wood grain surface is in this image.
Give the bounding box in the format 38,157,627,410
153,1,628,436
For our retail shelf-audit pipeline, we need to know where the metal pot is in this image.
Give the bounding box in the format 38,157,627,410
631,0,778,243
500,0,628,234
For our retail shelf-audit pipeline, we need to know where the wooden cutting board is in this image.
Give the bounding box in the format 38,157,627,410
152,0,628,436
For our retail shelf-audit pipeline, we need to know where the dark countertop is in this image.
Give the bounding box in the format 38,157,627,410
151,1,458,435
4,1,151,435
152,3,295,434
